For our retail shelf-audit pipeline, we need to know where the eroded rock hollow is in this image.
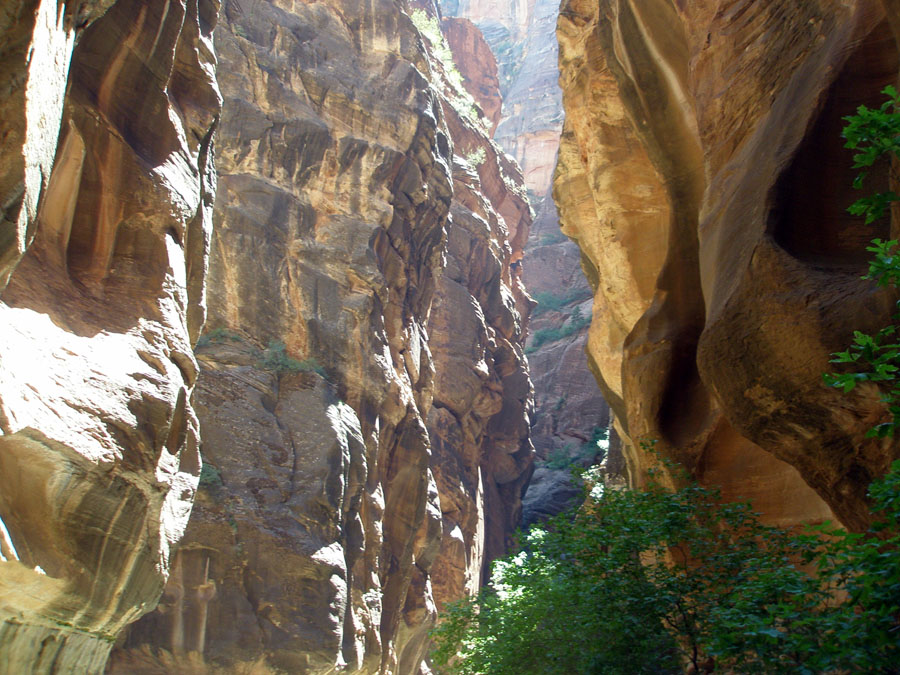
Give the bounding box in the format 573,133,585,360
555,0,900,530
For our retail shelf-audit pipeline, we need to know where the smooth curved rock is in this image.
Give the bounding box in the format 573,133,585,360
0,0,221,669
555,0,900,530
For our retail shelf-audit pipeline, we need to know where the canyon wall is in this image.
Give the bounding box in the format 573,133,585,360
442,0,616,523
0,0,220,671
109,0,533,673
555,0,900,530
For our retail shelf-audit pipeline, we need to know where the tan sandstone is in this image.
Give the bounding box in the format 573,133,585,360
0,0,221,670
555,0,900,530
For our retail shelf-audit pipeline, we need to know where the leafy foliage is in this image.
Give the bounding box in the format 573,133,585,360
825,87,900,436
841,85,900,224
195,326,243,348
432,462,900,674
540,427,607,471
538,229,568,246
409,10,489,132
531,288,593,317
461,147,486,168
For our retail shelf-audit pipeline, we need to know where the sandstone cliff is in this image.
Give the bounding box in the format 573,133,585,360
442,0,616,524
0,0,220,671
109,1,532,672
555,0,900,530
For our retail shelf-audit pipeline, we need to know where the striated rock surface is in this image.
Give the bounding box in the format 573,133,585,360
555,0,900,530
428,141,534,608
0,0,221,671
441,18,503,133
111,0,532,673
443,0,615,523
0,0,114,289
491,0,563,196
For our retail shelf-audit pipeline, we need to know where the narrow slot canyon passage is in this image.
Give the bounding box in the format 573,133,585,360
1,1,899,673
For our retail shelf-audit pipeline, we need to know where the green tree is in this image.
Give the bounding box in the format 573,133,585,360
431,461,900,674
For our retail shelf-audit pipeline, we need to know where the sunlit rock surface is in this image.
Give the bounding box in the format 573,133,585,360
110,0,532,672
442,17,503,133
555,0,900,530
443,0,614,523
0,0,220,670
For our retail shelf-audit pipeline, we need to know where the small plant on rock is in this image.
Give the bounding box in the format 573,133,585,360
259,341,327,377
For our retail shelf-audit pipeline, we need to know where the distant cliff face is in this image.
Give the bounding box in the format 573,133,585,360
442,0,615,523
108,0,532,672
555,0,900,529
0,0,220,670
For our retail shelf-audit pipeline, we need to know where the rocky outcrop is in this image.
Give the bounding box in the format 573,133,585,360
491,0,563,196
110,1,532,672
0,0,114,289
0,0,220,670
441,18,503,133
555,0,900,530
442,0,615,523
428,144,533,609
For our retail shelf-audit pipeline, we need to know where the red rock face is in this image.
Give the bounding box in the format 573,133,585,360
555,0,900,530
443,0,616,523
109,1,532,673
441,17,503,133
0,0,220,669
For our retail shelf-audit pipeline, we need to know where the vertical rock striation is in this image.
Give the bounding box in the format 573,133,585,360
442,0,615,523
0,0,114,289
555,0,900,529
0,0,221,671
111,0,532,672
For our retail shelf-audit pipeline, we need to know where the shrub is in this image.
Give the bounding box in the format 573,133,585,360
541,435,605,471
543,445,574,470
538,230,568,246
531,289,593,317
198,461,223,490
195,327,243,349
431,461,900,674
409,10,490,132
259,341,327,377
462,147,486,168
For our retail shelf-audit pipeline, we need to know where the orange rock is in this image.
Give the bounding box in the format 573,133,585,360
0,0,220,668
555,0,900,531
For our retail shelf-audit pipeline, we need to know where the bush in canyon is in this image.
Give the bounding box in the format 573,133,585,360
431,461,900,674
526,306,590,353
259,340,327,377
531,289,593,317
409,9,489,132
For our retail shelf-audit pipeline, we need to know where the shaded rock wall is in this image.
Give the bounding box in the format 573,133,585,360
555,0,900,530
111,0,532,673
0,0,114,289
442,0,615,524
0,0,220,671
